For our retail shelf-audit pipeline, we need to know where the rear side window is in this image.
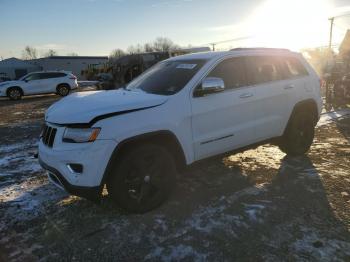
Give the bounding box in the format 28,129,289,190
208,57,247,89
245,56,284,85
281,57,309,77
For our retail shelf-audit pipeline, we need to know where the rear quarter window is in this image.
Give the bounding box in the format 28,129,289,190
47,73,66,78
281,57,309,78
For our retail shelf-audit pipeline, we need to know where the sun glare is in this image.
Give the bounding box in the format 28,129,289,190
243,0,334,51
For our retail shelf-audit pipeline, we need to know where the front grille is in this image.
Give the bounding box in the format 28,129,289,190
42,124,57,148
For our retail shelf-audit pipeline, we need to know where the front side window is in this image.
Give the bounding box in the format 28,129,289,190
208,57,247,89
126,59,206,95
207,57,247,89
23,73,41,81
246,56,284,85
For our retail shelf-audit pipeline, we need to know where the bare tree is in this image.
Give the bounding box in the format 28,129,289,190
22,46,38,60
44,49,57,57
110,49,125,59
123,37,179,55
152,37,178,52
127,44,144,54
144,43,154,52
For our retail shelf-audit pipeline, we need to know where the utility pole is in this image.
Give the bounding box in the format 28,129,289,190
326,17,334,106
210,43,216,51
329,17,334,52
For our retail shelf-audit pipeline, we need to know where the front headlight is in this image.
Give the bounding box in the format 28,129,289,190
63,127,101,143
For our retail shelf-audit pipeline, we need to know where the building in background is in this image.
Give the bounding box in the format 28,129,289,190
0,56,109,80
328,29,350,75
339,29,350,58
0,48,209,81
0,58,41,79
29,56,109,80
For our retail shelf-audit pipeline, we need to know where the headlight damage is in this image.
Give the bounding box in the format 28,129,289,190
63,127,101,143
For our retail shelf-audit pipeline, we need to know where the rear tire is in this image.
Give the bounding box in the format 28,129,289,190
107,144,176,213
7,87,22,100
57,84,70,97
279,111,315,156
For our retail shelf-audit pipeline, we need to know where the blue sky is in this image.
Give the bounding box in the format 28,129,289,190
1,0,350,58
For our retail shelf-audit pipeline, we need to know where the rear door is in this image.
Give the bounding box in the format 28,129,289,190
44,72,67,93
191,57,257,160
245,55,297,140
39,73,62,93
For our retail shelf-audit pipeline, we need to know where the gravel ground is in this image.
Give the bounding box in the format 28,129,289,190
0,94,349,261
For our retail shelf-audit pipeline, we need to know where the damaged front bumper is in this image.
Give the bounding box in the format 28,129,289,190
39,158,101,201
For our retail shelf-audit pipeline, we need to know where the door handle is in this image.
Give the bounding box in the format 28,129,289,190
239,93,253,98
284,84,295,90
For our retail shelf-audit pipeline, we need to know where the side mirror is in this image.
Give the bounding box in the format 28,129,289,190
194,77,225,97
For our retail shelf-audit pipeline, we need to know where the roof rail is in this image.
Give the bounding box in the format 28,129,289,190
230,47,290,52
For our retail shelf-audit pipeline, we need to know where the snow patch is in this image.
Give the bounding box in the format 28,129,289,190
145,244,207,262
291,229,350,260
244,204,266,222
317,109,350,127
0,139,38,154
0,139,41,178
0,179,67,221
185,183,268,234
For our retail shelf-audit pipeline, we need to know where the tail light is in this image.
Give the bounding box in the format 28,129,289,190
69,74,77,80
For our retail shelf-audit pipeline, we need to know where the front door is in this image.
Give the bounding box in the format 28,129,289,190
191,57,257,160
22,73,44,95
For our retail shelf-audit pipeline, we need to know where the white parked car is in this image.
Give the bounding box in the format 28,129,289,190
0,71,78,100
39,48,322,213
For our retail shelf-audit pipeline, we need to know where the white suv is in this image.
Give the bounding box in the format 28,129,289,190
38,48,322,213
0,71,78,100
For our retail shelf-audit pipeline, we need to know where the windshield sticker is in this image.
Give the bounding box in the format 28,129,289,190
176,64,197,70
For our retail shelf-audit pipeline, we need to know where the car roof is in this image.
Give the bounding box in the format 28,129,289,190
30,71,70,74
168,48,298,62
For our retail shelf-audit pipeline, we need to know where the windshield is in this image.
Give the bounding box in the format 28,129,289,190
126,59,206,95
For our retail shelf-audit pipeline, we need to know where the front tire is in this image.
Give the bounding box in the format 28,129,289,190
57,84,70,97
279,111,315,156
107,144,176,213
7,87,22,100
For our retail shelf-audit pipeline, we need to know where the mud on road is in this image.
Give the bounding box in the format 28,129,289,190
0,95,349,261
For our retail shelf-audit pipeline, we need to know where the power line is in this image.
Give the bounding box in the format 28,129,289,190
331,13,350,19
206,36,253,51
333,22,349,31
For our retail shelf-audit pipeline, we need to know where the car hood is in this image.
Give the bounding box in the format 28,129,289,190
46,90,168,125
0,80,22,87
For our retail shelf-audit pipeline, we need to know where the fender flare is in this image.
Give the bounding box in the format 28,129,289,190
283,98,319,135
100,130,187,185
